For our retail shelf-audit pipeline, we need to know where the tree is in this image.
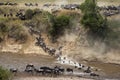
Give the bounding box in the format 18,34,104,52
80,0,108,37
49,15,70,40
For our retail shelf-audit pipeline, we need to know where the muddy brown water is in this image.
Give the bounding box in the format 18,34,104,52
0,52,120,79
0,52,56,71
87,61,120,78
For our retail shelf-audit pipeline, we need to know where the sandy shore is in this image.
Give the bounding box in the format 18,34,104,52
13,76,94,80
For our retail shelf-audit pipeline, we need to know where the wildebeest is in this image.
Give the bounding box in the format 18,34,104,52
25,67,34,74
48,48,56,56
2,2,17,6
4,14,7,17
53,66,61,76
66,68,73,73
58,67,65,74
26,64,34,68
34,68,44,75
35,3,38,6
0,2,4,6
29,27,41,35
24,64,35,74
84,66,91,73
78,63,85,70
10,68,18,73
43,4,51,7
10,68,18,76
4,13,13,17
9,13,13,17
40,66,55,76
16,12,26,20
58,46,63,50
90,72,99,77
25,3,32,6
40,66,52,70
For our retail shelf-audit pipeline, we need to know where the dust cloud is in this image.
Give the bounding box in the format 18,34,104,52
57,26,120,64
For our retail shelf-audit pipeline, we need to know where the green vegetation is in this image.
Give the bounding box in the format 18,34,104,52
26,10,81,42
8,24,28,43
25,9,41,20
49,15,70,41
0,3,119,46
28,10,71,41
0,23,8,40
25,9,34,20
0,66,11,80
7,20,28,43
0,19,28,43
26,11,52,32
80,0,108,38
0,23,8,35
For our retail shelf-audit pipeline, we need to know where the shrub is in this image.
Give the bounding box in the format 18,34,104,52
49,15,70,39
0,66,11,80
25,9,42,20
26,11,52,33
8,25,28,43
0,23,8,33
25,9,34,19
0,23,8,39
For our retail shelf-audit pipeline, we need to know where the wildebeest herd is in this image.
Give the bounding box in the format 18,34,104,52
100,5,120,17
25,3,38,7
43,3,80,10
0,2,17,6
10,64,99,77
3,9,26,20
35,35,57,57
1,2,117,78
2,8,42,20
43,4,59,7
1,1,120,18
22,26,100,78
61,4,80,10
10,64,65,76
24,64,65,76
28,27,61,57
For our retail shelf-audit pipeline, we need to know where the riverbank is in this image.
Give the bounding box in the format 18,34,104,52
0,52,120,80
13,76,94,80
